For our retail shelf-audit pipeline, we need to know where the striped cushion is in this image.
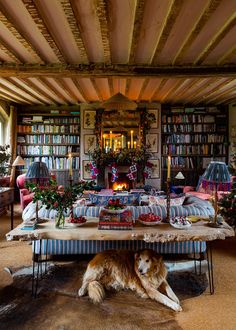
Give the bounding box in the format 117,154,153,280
33,239,206,255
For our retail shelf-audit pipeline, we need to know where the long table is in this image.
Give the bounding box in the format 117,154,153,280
6,219,235,297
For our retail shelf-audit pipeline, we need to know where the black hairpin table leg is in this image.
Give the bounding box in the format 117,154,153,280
206,241,214,294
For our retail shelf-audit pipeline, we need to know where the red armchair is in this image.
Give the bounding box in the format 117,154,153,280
16,174,34,210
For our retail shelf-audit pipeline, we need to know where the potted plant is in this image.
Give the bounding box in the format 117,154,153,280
0,144,11,177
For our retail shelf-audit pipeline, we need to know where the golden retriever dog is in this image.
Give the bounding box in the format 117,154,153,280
78,249,182,312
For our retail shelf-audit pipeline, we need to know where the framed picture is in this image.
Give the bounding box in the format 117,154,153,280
82,160,92,180
83,110,96,129
147,109,159,129
84,134,97,154
146,133,159,152
149,159,160,178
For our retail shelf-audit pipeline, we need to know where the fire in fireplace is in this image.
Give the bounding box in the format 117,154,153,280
105,166,132,190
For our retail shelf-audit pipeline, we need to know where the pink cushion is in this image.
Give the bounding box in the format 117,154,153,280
186,191,211,200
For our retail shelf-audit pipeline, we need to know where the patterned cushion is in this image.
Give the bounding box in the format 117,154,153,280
88,193,140,206
149,195,185,207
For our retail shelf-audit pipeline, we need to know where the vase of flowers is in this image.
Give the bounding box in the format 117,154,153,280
27,179,95,228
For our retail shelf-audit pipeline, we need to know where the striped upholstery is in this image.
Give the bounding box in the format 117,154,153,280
33,239,206,255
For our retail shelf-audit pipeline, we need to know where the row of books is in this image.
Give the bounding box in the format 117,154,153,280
18,134,80,144
162,144,227,155
162,123,216,133
163,134,226,144
19,116,80,124
98,210,133,230
170,107,220,113
162,113,225,124
17,124,80,134
162,156,195,169
23,156,80,170
17,145,73,155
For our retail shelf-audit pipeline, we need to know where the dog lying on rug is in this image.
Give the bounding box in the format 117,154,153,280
78,249,182,312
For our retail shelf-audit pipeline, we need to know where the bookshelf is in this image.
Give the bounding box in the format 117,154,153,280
17,114,80,185
161,106,229,187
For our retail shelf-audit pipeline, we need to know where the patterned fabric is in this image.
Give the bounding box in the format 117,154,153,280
149,195,186,207
33,239,206,255
88,194,140,206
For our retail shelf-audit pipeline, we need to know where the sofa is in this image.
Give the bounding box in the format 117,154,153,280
22,194,214,256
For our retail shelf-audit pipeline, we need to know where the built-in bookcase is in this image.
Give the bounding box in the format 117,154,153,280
161,106,229,187
17,113,81,185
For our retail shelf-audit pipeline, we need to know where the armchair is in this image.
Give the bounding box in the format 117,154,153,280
16,174,34,210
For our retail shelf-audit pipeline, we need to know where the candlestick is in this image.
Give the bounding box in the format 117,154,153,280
134,141,137,149
128,141,130,149
167,155,171,179
110,131,112,149
131,130,133,149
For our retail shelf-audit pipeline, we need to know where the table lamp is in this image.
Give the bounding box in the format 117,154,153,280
25,161,50,222
12,155,25,167
201,161,231,227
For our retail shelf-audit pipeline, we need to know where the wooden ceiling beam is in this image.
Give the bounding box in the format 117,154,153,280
96,0,111,63
128,0,145,64
0,63,236,78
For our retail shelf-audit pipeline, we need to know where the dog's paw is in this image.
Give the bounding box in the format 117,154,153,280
78,287,86,297
173,303,182,312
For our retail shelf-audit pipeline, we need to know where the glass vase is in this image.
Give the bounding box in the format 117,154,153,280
55,210,65,229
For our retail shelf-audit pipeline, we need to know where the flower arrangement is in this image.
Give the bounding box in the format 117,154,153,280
27,179,95,227
88,144,152,168
218,178,236,227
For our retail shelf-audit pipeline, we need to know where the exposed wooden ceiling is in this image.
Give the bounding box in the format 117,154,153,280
0,0,236,107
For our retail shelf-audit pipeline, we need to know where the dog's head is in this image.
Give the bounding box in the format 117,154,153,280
134,249,163,276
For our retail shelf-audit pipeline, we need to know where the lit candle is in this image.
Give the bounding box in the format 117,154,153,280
69,152,73,176
134,141,137,149
105,141,109,153
121,135,124,148
131,130,133,149
114,139,117,151
110,131,112,149
167,155,171,179
103,134,106,148
128,141,130,149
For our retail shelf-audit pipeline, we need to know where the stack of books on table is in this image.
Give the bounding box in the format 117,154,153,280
21,220,37,231
98,210,133,230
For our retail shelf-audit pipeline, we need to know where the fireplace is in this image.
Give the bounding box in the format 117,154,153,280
104,166,133,190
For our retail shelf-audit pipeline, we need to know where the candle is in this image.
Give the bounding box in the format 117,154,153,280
134,141,137,149
105,141,109,153
69,152,73,176
103,134,106,148
121,135,124,148
167,155,171,179
110,131,112,149
114,139,117,151
131,130,133,148
128,141,130,149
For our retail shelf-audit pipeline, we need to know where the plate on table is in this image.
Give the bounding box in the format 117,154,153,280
138,214,162,226
67,216,87,227
170,217,191,229
138,219,161,226
102,207,128,214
